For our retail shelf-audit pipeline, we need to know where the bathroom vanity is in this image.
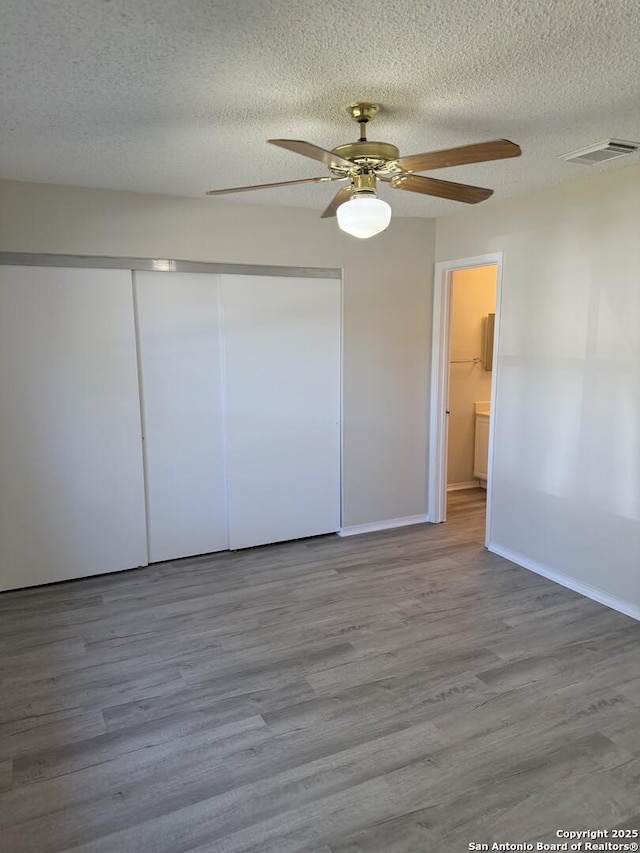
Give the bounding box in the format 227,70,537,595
474,401,490,486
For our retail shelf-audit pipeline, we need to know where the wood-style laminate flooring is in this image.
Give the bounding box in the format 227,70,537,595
1,489,639,852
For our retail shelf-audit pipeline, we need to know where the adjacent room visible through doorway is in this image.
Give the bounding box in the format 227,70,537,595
446,264,497,524
428,253,502,534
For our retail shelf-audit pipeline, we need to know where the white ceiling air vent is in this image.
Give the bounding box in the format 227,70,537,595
561,139,639,165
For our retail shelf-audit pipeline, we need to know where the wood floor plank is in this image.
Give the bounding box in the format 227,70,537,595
53,719,439,853
0,707,106,763
1,489,638,851
65,775,397,853
328,816,432,853
11,711,264,786
0,716,264,837
101,678,316,733
0,662,186,725
0,759,12,793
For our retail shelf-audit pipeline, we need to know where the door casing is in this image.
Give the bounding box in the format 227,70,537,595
427,252,503,543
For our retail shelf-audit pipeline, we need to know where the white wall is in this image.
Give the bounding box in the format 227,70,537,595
448,266,496,486
0,179,435,529
341,223,432,525
437,165,640,615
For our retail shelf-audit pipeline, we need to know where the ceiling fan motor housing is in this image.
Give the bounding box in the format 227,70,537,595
330,102,402,177
330,141,401,177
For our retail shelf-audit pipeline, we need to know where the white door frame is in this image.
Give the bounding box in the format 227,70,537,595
427,252,503,541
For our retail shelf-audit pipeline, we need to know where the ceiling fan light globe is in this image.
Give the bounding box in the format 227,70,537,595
336,195,391,239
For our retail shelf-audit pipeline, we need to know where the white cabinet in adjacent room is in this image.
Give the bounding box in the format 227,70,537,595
474,410,490,485
0,265,148,591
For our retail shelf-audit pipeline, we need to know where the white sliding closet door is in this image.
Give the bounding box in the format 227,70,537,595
0,266,148,592
221,275,341,549
135,271,228,562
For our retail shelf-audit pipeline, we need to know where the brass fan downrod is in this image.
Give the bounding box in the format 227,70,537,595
332,102,399,169
346,102,379,142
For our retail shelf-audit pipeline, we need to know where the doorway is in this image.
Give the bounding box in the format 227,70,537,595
427,253,503,543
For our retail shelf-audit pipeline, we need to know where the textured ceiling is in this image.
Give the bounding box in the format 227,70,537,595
1,0,639,218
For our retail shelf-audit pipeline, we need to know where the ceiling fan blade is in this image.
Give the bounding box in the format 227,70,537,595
396,139,521,173
392,174,493,204
269,139,353,170
320,186,353,218
206,175,335,196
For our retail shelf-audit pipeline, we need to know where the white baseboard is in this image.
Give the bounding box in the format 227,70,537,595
488,541,640,622
339,514,429,537
447,481,479,492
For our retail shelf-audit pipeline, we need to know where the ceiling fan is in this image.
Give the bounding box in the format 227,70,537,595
206,102,522,238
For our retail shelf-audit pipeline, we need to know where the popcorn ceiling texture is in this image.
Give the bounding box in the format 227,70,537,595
1,0,639,217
